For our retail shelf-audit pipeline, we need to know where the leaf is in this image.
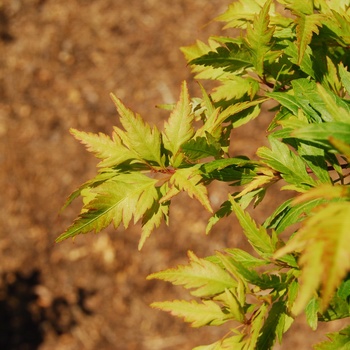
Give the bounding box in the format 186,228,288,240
190,42,253,74
274,202,350,313
182,136,221,161
256,301,292,350
226,248,268,269
292,122,350,145
257,136,316,191
305,297,319,330
211,76,259,102
181,39,227,80
229,197,275,257
215,0,267,29
70,128,137,168
316,83,350,122
56,173,159,244
245,303,269,350
150,299,232,328
193,334,246,350
314,326,350,350
138,185,170,250
147,251,237,298
110,93,164,166
339,62,350,95
244,0,275,76
200,157,257,184
162,81,195,162
294,13,324,64
216,98,268,129
296,141,332,184
161,167,212,212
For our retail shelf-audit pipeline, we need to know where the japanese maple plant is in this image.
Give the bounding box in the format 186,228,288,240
58,0,350,348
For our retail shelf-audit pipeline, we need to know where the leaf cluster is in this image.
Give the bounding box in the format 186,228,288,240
58,0,350,348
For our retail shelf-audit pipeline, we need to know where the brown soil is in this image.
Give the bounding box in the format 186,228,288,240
0,1,347,349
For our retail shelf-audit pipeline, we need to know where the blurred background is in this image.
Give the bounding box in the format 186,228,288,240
0,0,346,349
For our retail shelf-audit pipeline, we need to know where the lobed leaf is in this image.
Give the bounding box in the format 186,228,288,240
110,93,164,167
150,299,232,328
162,81,195,163
274,201,350,313
147,251,237,298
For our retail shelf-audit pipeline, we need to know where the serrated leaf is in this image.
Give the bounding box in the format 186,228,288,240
305,297,319,330
162,81,194,162
294,13,324,64
245,0,275,76
296,141,332,184
316,83,350,122
190,42,253,74
226,248,268,269
339,62,350,95
161,167,212,212
150,299,231,328
216,98,268,130
182,136,221,161
138,185,170,250
56,173,158,243
274,202,350,313
292,122,350,145
215,0,267,29
256,301,291,350
70,128,137,168
193,334,246,350
314,326,350,350
147,251,237,298
257,136,316,191
245,303,269,350
110,93,164,166
229,197,275,257
181,39,227,80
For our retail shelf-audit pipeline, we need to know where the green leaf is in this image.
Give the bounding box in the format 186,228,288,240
211,76,259,102
274,202,350,313
215,0,267,29
293,122,350,145
150,299,231,328
190,42,253,74
216,98,268,129
110,93,164,166
193,334,246,350
294,13,324,64
56,173,158,243
226,248,268,269
296,141,332,184
257,136,316,191
161,167,212,212
182,136,221,161
339,62,350,95
245,0,275,76
139,185,170,250
256,301,292,350
316,83,350,122
314,326,350,350
147,251,237,298
70,128,136,168
162,81,195,163
305,297,319,330
245,303,269,350
229,197,275,257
